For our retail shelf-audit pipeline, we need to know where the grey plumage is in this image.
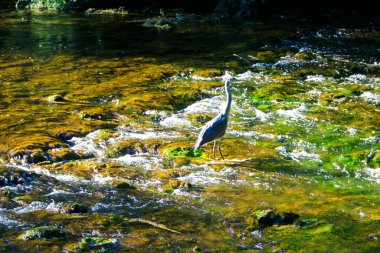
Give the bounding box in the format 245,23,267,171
193,72,236,159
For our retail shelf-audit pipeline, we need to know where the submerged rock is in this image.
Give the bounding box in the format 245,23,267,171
0,167,38,186
18,226,67,240
105,139,161,158
79,108,114,121
48,148,93,163
47,94,66,103
163,179,192,192
193,245,202,252
85,7,128,16
65,237,119,252
247,209,300,230
112,180,136,190
60,202,88,214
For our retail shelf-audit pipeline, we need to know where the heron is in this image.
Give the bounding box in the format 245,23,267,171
193,72,237,160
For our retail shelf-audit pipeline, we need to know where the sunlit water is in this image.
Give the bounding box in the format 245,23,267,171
0,10,379,252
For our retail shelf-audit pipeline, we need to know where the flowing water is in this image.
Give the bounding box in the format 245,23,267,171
0,10,379,252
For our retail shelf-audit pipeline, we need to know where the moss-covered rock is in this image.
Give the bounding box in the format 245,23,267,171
163,179,192,192
247,209,299,231
192,69,223,78
105,139,162,158
18,226,67,240
65,237,119,252
112,179,136,190
85,7,128,16
79,108,114,121
256,51,277,63
46,94,66,103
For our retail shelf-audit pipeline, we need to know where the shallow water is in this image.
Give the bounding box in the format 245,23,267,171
0,10,379,252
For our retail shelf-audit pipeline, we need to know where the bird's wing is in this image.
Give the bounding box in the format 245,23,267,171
194,114,228,149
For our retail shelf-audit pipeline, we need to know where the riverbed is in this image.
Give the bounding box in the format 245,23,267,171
0,10,379,252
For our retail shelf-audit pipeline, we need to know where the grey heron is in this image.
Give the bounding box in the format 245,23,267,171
193,72,237,160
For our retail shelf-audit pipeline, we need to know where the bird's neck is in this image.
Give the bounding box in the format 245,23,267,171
222,80,232,116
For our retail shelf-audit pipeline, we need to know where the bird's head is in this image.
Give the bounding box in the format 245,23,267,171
222,71,237,83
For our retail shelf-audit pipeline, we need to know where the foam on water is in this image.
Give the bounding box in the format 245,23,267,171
305,75,334,83
363,168,380,183
276,141,322,164
45,189,75,196
177,166,241,186
346,127,358,136
109,129,179,143
344,74,380,87
276,105,308,121
254,108,270,123
0,214,22,227
172,188,199,198
228,130,275,140
183,96,223,115
6,164,88,184
116,154,162,170
93,174,115,185
69,130,105,157
360,91,380,105
361,136,380,144
290,149,322,164
13,200,61,214
191,70,265,82
159,115,193,129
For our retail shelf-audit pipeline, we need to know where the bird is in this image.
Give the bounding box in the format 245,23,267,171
193,72,237,160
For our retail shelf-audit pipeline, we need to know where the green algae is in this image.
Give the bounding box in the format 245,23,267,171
165,147,203,158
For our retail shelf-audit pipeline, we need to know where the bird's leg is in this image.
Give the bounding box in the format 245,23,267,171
218,141,224,160
212,140,216,160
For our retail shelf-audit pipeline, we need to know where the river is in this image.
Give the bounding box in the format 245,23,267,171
0,10,379,252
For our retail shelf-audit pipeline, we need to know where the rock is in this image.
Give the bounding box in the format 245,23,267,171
60,202,88,214
105,139,160,158
247,209,300,230
319,92,347,106
48,148,80,162
192,69,222,78
278,212,300,225
57,130,80,142
84,7,128,16
10,149,46,164
0,166,37,186
47,94,66,103
193,245,202,252
79,108,114,121
163,179,192,192
142,17,175,30
257,209,278,227
112,180,136,190
73,237,119,252
18,226,67,240
256,51,276,63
